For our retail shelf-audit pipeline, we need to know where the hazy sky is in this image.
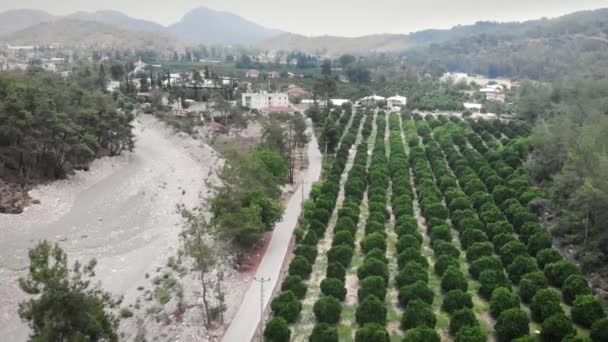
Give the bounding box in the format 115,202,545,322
2,0,608,36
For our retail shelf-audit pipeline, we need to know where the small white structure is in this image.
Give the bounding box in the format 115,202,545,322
246,69,260,78
133,58,146,74
360,94,386,106
242,91,289,110
330,99,351,107
387,95,407,108
480,85,505,103
463,103,482,113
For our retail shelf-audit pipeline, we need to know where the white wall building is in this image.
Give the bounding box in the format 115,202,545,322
360,94,386,106
242,92,289,110
387,95,407,108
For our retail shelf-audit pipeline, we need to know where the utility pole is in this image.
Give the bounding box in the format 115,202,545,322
301,180,305,212
255,277,271,342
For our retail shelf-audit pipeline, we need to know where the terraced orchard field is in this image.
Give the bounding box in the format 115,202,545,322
264,110,608,342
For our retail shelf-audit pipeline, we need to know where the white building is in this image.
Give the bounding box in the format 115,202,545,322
242,92,289,110
387,95,407,108
360,94,386,106
463,102,482,112
480,85,505,102
133,58,146,74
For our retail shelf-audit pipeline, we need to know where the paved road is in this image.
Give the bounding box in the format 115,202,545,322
0,116,216,341
221,123,322,342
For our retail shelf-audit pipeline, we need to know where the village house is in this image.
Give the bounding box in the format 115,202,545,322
287,87,309,98
133,58,146,74
463,102,482,113
480,85,506,102
267,71,281,79
359,94,386,106
242,91,289,111
387,95,407,108
246,69,260,78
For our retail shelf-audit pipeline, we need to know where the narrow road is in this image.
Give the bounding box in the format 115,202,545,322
221,122,322,342
0,115,219,341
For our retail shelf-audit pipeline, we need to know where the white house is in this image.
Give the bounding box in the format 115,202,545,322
463,102,482,112
242,91,289,111
360,94,386,106
330,99,351,107
246,69,260,78
133,58,146,74
480,86,505,102
387,95,407,108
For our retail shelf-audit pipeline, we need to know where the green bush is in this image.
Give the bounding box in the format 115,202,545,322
302,230,318,245
495,308,530,342
493,233,518,252
320,278,346,301
402,326,440,342
571,295,606,328
365,248,389,264
506,255,539,284
429,225,452,242
401,299,436,329
326,262,346,282
466,242,494,263
358,276,387,302
479,269,510,299
398,280,433,307
455,325,487,342
356,295,387,325
327,245,354,267
541,314,574,342
470,255,503,279
442,289,473,314
433,240,461,258
309,323,338,342
435,255,460,276
441,266,468,293
536,248,562,270
449,308,479,336
354,323,390,342
562,274,592,305
590,317,608,342
461,229,488,250
499,240,528,266
288,256,312,279
397,248,429,269
313,296,342,324
397,234,422,253
361,232,387,254
281,275,307,299
396,262,428,287
358,258,390,283
490,287,520,318
544,260,582,287
332,231,354,248
294,245,318,264
264,317,291,342
270,291,302,323
485,221,514,240
518,271,549,303
425,203,449,220
518,222,542,244
530,288,563,323
527,231,552,257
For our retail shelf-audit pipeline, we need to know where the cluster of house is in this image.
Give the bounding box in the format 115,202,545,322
243,51,299,66
0,53,67,72
245,69,304,79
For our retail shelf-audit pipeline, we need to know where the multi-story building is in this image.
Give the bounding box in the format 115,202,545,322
242,92,289,111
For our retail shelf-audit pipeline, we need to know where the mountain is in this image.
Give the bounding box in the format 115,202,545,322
0,19,181,51
257,33,412,57
168,7,282,45
0,9,55,36
67,10,165,32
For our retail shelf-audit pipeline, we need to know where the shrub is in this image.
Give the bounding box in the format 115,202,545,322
332,231,354,248
270,291,302,323
455,325,487,342
466,242,494,263
429,225,452,242
470,256,503,279
433,240,461,258
571,295,606,328
326,262,345,282
402,326,440,342
264,317,290,342
358,276,387,302
356,295,387,325
441,266,468,293
395,262,428,287
485,221,514,240
354,323,390,342
365,248,388,264
490,287,520,318
302,230,319,245
397,234,422,253
461,229,488,250
358,258,390,283
506,255,539,284
519,222,542,243
495,308,530,342
435,255,460,276
281,275,307,299
327,244,354,267
320,278,346,301
562,274,592,305
294,245,318,264
527,231,552,256
398,280,433,307
289,256,312,279
442,289,473,314
313,296,342,324
493,233,518,252
449,308,478,336
544,260,582,287
361,232,387,254
518,271,548,303
479,269,510,299
591,317,608,342
425,203,449,220
397,248,429,269
530,288,563,322
309,323,338,342
541,313,574,342
493,186,517,205
536,248,562,269
401,299,436,329
499,240,528,266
